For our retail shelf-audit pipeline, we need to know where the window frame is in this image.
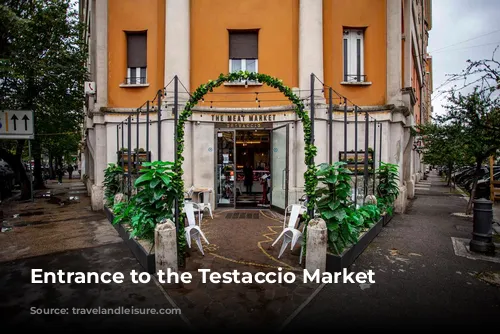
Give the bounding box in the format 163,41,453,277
229,58,259,74
121,31,149,87
342,28,366,83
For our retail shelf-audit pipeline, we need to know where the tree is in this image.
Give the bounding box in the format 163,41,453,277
0,0,87,199
435,87,500,214
418,122,473,186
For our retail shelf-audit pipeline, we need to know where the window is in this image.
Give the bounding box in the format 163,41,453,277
229,31,258,75
126,31,147,85
343,29,365,83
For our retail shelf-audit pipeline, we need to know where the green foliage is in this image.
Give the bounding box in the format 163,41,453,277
314,162,381,255
103,163,124,207
175,70,317,258
112,161,179,243
0,0,88,188
376,162,400,213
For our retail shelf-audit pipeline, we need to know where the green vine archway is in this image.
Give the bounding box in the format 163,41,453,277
174,71,318,260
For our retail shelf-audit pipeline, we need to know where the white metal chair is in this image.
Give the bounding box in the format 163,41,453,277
272,204,306,264
184,202,209,255
184,185,195,201
197,189,213,219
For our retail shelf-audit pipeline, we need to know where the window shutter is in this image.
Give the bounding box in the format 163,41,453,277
127,32,147,68
229,31,258,59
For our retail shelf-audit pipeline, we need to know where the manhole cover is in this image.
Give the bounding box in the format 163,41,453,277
225,212,260,219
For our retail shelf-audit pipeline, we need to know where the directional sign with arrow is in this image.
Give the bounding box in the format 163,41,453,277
0,110,34,139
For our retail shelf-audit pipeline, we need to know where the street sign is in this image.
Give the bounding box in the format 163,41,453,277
0,110,34,139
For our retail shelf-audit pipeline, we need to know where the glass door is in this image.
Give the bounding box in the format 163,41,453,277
270,124,289,211
216,130,236,207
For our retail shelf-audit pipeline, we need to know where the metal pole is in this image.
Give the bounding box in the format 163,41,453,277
373,119,377,195
146,101,150,162
308,73,315,219
328,87,333,165
121,122,124,171
116,125,119,157
157,90,162,161
29,140,33,202
343,97,347,162
174,76,179,237
354,106,358,207
363,111,369,201
135,111,139,173
379,123,383,168
127,116,132,198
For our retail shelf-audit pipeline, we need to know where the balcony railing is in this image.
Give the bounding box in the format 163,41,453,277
124,77,147,85
343,74,367,83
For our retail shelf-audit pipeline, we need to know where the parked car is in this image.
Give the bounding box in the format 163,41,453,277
475,171,500,199
0,159,15,201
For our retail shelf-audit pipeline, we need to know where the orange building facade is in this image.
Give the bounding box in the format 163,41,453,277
80,0,432,212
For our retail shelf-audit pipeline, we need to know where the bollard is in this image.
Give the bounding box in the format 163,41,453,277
155,219,178,272
305,218,327,273
470,198,495,255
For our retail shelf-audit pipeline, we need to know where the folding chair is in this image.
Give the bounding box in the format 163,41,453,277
272,203,306,264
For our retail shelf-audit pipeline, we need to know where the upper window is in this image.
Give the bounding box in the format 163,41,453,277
229,31,258,74
126,31,147,85
343,29,365,83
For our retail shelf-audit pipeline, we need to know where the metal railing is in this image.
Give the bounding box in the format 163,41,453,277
124,77,147,85
343,74,367,83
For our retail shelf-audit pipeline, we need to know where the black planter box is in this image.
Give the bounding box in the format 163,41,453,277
382,210,394,226
326,216,384,273
103,206,156,274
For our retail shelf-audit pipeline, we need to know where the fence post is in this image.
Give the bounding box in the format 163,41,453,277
363,111,369,201
155,219,178,272
305,218,327,273
354,106,358,207
146,100,150,162
157,90,162,161
373,119,377,195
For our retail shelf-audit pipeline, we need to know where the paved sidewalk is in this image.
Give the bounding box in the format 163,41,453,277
286,171,500,329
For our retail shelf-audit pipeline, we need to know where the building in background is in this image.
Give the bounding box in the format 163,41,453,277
79,0,432,212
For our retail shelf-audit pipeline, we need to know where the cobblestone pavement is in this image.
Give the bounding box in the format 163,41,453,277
163,208,320,331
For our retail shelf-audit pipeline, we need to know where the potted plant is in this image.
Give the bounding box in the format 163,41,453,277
103,163,124,208
314,162,384,272
375,162,400,225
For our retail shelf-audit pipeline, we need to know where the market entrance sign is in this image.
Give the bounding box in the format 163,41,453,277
211,114,277,122
0,110,34,139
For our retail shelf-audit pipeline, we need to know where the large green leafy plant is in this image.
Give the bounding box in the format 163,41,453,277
103,163,124,207
315,162,380,255
112,161,182,244
376,162,400,215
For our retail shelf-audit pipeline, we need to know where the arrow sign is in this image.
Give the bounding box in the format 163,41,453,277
0,110,34,139
22,114,29,130
11,114,18,131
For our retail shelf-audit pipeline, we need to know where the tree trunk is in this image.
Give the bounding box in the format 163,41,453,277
0,147,31,200
466,160,482,215
32,140,46,189
49,153,55,179
447,162,453,186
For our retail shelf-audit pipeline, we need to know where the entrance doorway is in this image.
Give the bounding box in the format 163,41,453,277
215,125,290,211
235,130,271,208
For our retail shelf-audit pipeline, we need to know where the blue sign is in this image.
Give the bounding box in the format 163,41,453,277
273,148,278,152
208,147,213,152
